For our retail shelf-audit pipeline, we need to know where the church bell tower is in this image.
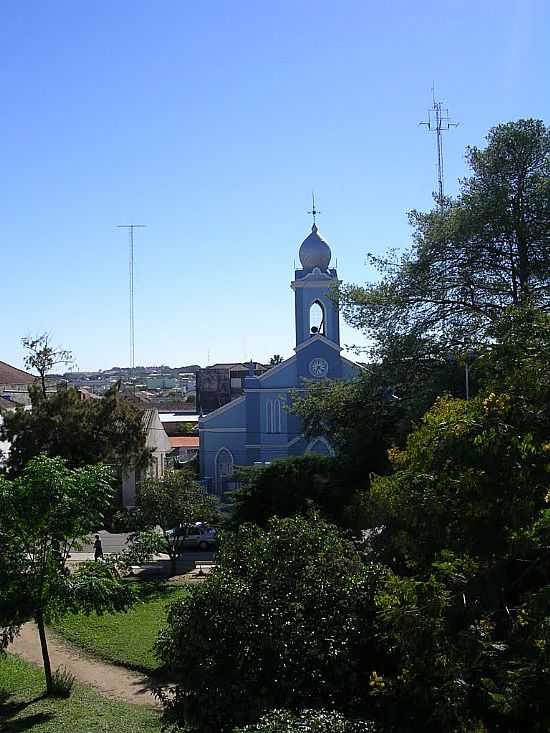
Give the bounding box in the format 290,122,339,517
291,223,340,347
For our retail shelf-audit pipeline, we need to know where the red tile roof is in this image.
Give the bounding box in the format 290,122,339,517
169,436,200,449
0,361,35,385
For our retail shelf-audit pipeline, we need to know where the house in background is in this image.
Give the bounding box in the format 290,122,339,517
159,411,200,436
0,361,36,406
0,394,18,470
168,435,200,466
196,362,269,413
121,408,172,507
199,223,362,495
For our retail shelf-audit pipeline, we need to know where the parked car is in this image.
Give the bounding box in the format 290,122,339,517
166,522,217,551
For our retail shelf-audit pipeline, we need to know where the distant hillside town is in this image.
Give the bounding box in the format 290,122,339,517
53,361,272,412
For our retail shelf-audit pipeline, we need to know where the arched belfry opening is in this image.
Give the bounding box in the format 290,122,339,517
309,300,325,336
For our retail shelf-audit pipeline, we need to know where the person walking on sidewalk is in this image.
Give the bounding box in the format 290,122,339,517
93,534,104,561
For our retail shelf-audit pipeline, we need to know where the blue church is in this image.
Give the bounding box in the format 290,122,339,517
199,223,361,495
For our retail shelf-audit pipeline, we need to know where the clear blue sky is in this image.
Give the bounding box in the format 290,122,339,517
2,0,548,371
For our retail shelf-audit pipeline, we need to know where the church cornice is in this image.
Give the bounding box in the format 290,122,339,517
257,355,297,382
291,269,340,289
294,333,342,353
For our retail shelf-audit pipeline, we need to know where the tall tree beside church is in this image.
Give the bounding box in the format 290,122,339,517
341,119,550,349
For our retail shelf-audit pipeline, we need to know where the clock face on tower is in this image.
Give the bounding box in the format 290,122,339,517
309,357,329,378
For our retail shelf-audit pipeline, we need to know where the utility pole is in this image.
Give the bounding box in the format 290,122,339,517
117,224,146,387
419,86,458,209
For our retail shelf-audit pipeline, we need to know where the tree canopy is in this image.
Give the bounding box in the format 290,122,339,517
0,454,135,693
341,119,550,349
230,455,362,530
121,470,219,576
156,515,386,732
1,382,149,478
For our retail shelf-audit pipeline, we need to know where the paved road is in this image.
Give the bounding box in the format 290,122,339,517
73,530,215,566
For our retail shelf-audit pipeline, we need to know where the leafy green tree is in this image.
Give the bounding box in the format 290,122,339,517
365,383,550,731
22,333,72,397
369,391,549,570
269,355,283,365
292,341,468,492
232,709,378,733
1,382,149,478
231,455,362,529
478,304,550,427
155,515,386,732
123,470,219,576
341,119,550,349
0,454,135,694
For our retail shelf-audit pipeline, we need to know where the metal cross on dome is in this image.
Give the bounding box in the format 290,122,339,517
307,193,321,225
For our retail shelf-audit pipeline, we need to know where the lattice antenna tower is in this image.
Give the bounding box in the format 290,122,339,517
117,224,146,385
419,87,459,209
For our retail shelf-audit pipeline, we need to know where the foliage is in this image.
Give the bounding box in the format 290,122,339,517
0,454,135,693
49,667,75,698
0,654,161,732
122,470,219,576
363,361,550,730
231,455,363,529
478,304,550,421
52,582,189,674
291,340,471,510
22,333,73,397
232,709,378,733
341,119,550,349
155,515,387,732
270,355,284,365
369,391,550,570
1,381,149,478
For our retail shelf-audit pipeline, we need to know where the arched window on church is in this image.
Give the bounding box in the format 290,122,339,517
215,448,234,495
266,398,283,433
309,300,325,336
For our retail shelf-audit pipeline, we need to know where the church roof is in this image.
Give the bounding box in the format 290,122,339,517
299,224,331,271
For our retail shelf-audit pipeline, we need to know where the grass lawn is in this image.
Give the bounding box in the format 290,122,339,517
51,581,189,674
0,654,161,733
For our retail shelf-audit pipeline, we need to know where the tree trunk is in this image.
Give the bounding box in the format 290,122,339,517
169,554,177,578
35,609,53,694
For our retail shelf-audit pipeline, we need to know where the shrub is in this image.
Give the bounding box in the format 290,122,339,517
49,666,75,698
156,516,387,732
232,709,379,733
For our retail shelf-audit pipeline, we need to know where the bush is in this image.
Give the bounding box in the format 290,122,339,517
49,666,75,698
230,455,362,529
156,515,387,732
232,709,379,733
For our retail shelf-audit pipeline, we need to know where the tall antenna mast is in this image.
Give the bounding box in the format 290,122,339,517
117,224,146,385
419,86,458,208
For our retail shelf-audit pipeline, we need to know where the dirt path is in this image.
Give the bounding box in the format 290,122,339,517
8,623,161,708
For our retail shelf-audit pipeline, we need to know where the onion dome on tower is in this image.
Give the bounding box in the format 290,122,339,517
298,224,332,271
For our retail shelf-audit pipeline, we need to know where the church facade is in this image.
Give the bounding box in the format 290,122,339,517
199,223,361,495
